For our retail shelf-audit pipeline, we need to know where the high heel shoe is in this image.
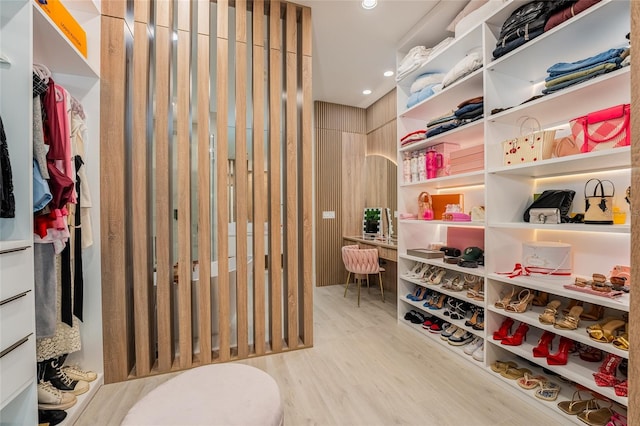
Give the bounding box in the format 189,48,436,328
501,322,529,346
492,317,514,340
546,336,573,365
465,306,480,327
532,291,548,307
532,331,555,357
587,318,626,343
494,287,515,309
554,305,584,330
446,275,463,291
580,303,604,321
562,299,583,315
430,269,447,285
428,293,447,310
505,289,534,313
593,353,622,387
538,300,562,325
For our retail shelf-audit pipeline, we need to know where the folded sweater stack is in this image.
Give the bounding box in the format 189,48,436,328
425,97,484,138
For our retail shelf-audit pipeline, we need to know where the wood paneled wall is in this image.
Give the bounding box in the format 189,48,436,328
100,0,313,384
315,90,397,287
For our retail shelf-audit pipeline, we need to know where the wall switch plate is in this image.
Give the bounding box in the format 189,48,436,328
322,211,335,219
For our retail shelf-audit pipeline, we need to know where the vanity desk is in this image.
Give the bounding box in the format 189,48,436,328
342,235,397,262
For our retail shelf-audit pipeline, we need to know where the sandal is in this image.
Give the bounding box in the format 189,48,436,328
539,300,561,325
581,303,605,321
501,367,532,380
494,287,515,309
504,289,534,313
607,412,628,426
588,319,626,343
490,360,517,374
532,290,548,307
577,344,604,363
516,373,547,390
614,379,628,397
578,407,614,426
535,381,561,401
557,390,599,415
554,305,583,330
611,333,629,351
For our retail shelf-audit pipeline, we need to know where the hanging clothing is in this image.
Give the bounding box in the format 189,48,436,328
70,110,93,248
34,242,57,338
33,159,53,211
0,115,15,218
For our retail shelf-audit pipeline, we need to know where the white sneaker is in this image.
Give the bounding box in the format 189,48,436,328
38,381,77,410
440,324,458,340
464,337,483,355
63,365,98,382
472,342,484,362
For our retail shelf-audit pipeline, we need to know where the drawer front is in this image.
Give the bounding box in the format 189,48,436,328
378,247,397,262
0,334,36,408
0,246,33,301
0,290,34,352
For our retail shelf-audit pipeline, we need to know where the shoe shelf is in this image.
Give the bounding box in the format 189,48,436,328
400,297,484,339
486,334,628,406
400,254,486,278
488,308,629,361
398,314,484,364
487,274,630,313
61,374,104,425
401,276,485,310
399,172,485,190
484,355,604,426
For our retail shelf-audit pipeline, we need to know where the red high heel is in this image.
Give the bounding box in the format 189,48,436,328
501,322,529,346
492,317,514,340
532,331,555,358
593,353,622,387
546,336,573,365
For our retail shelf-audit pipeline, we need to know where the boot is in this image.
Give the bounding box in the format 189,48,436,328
38,409,68,425
41,356,90,396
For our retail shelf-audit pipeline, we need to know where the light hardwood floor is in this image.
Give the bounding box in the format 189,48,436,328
75,285,561,426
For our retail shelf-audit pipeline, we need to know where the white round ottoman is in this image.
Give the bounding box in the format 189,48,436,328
121,364,283,426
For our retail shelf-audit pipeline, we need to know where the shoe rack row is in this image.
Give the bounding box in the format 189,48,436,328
485,279,629,405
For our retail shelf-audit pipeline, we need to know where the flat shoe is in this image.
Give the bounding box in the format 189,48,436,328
501,367,532,380
490,360,517,374
535,381,560,401
557,391,599,415
577,407,613,426
516,373,547,390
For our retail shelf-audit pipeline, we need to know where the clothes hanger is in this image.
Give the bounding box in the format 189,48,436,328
33,63,52,84
0,54,9,65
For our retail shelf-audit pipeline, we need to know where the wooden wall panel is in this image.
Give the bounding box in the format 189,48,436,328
235,0,249,359
315,102,366,133
252,0,267,356
100,15,130,384
285,2,299,349
268,0,284,352
101,0,126,19
629,1,639,422
366,88,397,133
131,20,153,377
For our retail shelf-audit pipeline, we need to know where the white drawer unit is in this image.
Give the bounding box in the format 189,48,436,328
0,290,34,353
0,333,35,410
0,245,33,301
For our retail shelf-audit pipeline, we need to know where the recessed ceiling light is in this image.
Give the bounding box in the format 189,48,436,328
363,89,372,95
384,70,394,77
362,0,377,10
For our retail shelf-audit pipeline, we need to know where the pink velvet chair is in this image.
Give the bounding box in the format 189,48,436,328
341,245,385,306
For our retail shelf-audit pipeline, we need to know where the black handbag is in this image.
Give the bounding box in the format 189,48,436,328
523,190,576,223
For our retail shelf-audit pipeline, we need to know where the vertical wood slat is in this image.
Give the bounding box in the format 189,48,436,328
196,2,212,366
285,2,299,349
252,0,267,355
131,20,153,376
177,0,190,31
133,0,150,24
177,28,193,369
216,0,231,361
101,0,126,19
269,0,283,352
100,14,129,384
235,0,249,358
197,0,210,35
300,6,313,345
156,0,172,29
154,24,174,372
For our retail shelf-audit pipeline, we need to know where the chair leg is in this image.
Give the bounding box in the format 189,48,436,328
378,272,385,303
366,275,371,294
357,278,361,307
344,271,351,298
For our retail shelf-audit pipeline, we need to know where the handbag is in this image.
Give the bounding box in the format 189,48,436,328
528,208,560,224
570,104,630,153
417,192,434,220
523,189,575,223
552,136,581,158
503,117,556,166
584,179,614,224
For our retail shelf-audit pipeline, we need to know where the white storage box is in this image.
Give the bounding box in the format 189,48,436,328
522,241,572,279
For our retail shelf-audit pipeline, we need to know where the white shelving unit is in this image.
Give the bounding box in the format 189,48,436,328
396,0,630,423
0,1,103,424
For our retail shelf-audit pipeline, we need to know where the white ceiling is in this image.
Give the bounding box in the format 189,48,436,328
293,0,470,109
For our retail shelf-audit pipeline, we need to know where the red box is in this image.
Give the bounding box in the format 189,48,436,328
449,145,484,174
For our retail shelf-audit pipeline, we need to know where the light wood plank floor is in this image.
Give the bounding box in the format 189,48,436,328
75,285,561,426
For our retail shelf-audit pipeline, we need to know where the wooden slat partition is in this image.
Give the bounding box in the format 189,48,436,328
176,19,193,368
196,0,212,365
131,18,153,377
252,0,267,356
285,2,299,349
216,0,231,362
101,0,312,382
268,0,284,352
235,0,249,359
